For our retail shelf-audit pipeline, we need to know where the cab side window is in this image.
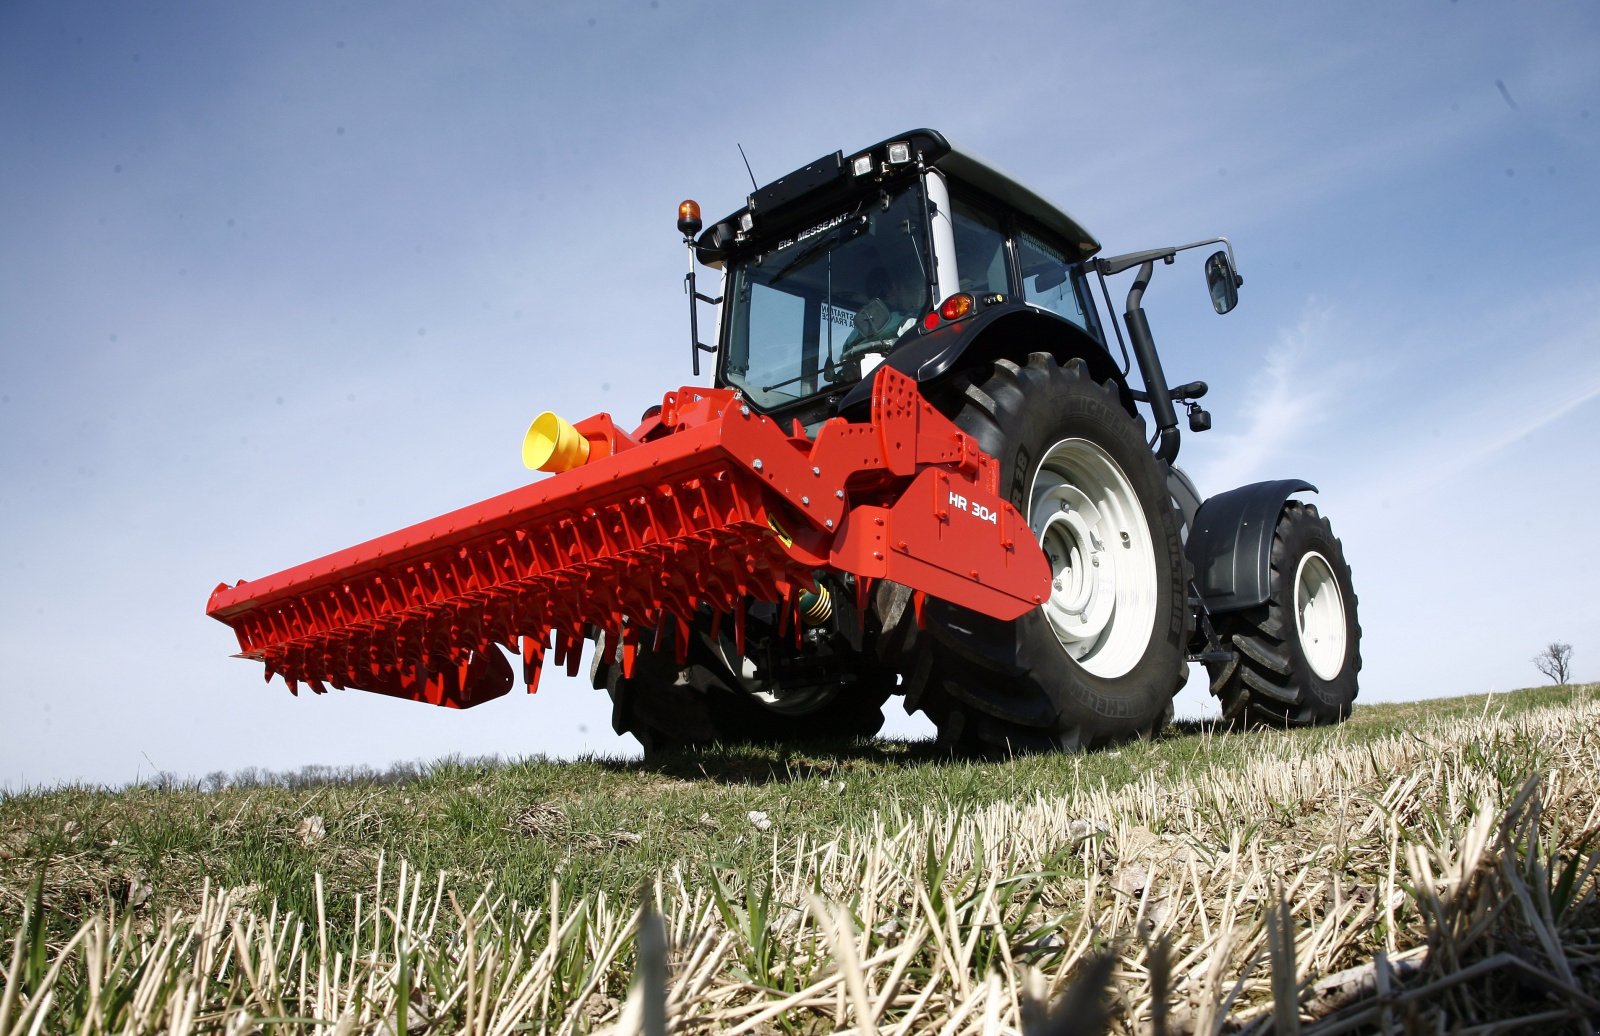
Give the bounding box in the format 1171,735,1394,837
1016,227,1089,329
951,199,1010,297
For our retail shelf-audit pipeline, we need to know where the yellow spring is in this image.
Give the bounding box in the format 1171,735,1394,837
798,586,833,627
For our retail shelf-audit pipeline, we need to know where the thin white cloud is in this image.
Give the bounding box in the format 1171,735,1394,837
1334,303,1600,513
1184,302,1355,492
1442,372,1600,479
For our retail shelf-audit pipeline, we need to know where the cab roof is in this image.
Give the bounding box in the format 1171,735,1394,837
699,129,1101,263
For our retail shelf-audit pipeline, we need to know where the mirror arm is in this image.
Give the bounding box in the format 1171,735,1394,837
1096,236,1236,278
1097,246,1175,278
1097,237,1238,460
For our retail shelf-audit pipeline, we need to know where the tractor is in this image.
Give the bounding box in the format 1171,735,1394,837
208,129,1361,755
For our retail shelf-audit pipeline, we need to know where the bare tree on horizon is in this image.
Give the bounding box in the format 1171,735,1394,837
1533,642,1574,685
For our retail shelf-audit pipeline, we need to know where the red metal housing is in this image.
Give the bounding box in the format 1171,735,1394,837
207,366,1049,707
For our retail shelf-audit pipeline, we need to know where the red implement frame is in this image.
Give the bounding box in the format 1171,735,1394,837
207,366,1049,708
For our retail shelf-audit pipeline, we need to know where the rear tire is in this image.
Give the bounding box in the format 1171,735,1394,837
1207,502,1361,727
874,354,1191,753
592,626,890,757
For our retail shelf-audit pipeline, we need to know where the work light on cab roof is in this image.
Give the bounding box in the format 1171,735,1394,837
851,139,914,179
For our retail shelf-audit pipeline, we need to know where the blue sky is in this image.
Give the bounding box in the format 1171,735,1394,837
3,2,1597,788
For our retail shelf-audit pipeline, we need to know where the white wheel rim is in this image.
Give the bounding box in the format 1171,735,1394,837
1294,551,1347,680
1029,438,1158,678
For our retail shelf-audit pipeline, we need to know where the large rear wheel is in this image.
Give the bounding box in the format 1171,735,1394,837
875,354,1191,752
1206,502,1361,726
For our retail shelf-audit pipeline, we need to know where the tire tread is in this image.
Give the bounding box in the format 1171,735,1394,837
1207,503,1362,727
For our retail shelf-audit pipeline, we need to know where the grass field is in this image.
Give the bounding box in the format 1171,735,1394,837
3,684,1597,1033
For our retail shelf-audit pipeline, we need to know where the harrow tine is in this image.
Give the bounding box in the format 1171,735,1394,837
522,633,547,693
674,615,691,666
562,628,583,678
621,629,638,679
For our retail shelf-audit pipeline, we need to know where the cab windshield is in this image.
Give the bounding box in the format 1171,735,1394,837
721,184,931,410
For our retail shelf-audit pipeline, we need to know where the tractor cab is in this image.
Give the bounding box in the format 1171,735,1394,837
682,130,1108,427
720,181,930,410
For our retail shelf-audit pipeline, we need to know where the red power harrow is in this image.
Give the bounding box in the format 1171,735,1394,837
207,366,1050,708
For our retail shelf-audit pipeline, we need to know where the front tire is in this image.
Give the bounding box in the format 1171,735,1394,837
1206,502,1361,727
874,354,1191,752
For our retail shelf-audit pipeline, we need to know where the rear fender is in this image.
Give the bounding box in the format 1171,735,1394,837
1187,479,1316,613
837,304,1134,419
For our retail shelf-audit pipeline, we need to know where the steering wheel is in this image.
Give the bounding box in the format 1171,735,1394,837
839,336,895,362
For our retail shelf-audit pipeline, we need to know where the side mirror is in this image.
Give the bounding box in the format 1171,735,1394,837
1204,250,1242,314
